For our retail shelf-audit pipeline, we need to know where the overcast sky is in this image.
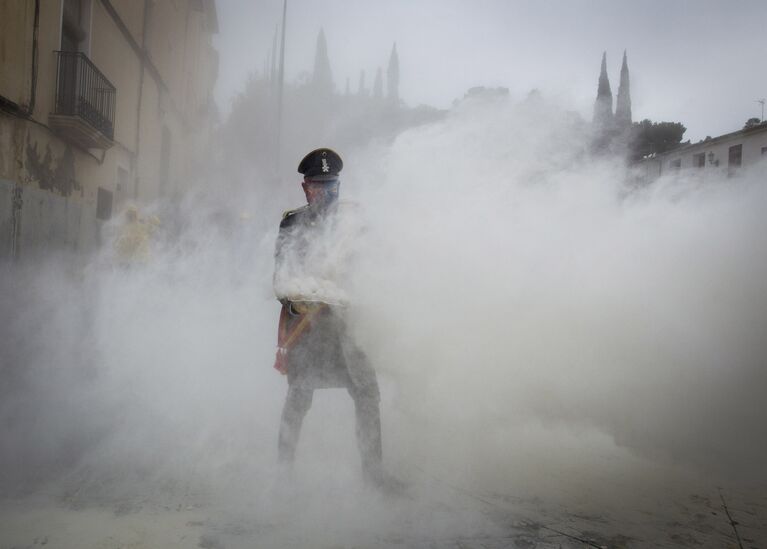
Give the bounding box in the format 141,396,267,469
213,0,767,142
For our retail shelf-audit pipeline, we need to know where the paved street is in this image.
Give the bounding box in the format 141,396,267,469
1,464,764,549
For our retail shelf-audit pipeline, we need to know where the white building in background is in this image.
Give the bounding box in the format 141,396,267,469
638,123,767,181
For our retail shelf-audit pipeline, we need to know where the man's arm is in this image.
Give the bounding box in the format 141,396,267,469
273,303,291,374
272,212,294,374
273,208,314,373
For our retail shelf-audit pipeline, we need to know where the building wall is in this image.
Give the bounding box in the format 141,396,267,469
110,0,146,46
0,0,218,264
90,0,142,154
0,1,36,109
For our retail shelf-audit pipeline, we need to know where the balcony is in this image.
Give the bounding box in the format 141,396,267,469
49,51,116,150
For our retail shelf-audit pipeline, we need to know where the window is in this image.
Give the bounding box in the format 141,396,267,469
728,144,742,167
96,187,113,220
727,144,743,177
670,158,681,169
692,153,705,168
62,0,83,51
728,143,742,173
61,0,91,53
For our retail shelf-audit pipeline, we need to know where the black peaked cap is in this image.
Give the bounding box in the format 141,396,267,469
298,148,343,178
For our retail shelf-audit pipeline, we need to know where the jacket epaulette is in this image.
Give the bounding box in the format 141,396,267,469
280,204,309,229
281,204,309,220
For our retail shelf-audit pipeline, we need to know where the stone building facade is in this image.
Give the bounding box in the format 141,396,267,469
0,0,218,262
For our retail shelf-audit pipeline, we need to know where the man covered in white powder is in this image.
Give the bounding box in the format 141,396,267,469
272,148,398,491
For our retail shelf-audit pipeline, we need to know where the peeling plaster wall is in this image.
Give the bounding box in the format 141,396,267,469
0,179,18,258
0,117,100,263
0,116,28,185
25,138,80,197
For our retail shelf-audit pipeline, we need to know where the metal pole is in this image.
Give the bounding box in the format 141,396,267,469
275,0,287,177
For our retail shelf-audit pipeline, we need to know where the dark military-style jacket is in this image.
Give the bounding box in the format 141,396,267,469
273,201,377,393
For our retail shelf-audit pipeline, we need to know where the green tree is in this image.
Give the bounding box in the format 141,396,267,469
630,119,686,161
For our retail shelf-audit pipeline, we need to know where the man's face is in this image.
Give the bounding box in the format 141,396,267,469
302,178,340,208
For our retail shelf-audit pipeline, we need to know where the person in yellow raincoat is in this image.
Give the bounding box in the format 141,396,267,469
113,206,158,267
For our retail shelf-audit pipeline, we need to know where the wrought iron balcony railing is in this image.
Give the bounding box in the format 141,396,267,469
53,51,116,142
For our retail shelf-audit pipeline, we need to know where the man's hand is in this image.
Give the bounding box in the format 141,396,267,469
273,346,288,374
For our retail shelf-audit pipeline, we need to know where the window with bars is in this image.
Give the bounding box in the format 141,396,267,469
53,51,116,140
728,144,742,167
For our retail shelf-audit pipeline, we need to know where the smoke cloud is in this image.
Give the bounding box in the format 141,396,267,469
346,94,767,489
1,92,766,546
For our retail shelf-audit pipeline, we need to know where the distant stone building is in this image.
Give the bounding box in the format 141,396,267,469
637,123,767,181
593,52,614,132
0,0,218,262
615,51,632,132
592,50,633,150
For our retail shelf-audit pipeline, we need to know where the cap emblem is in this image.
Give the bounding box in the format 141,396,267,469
321,158,330,173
